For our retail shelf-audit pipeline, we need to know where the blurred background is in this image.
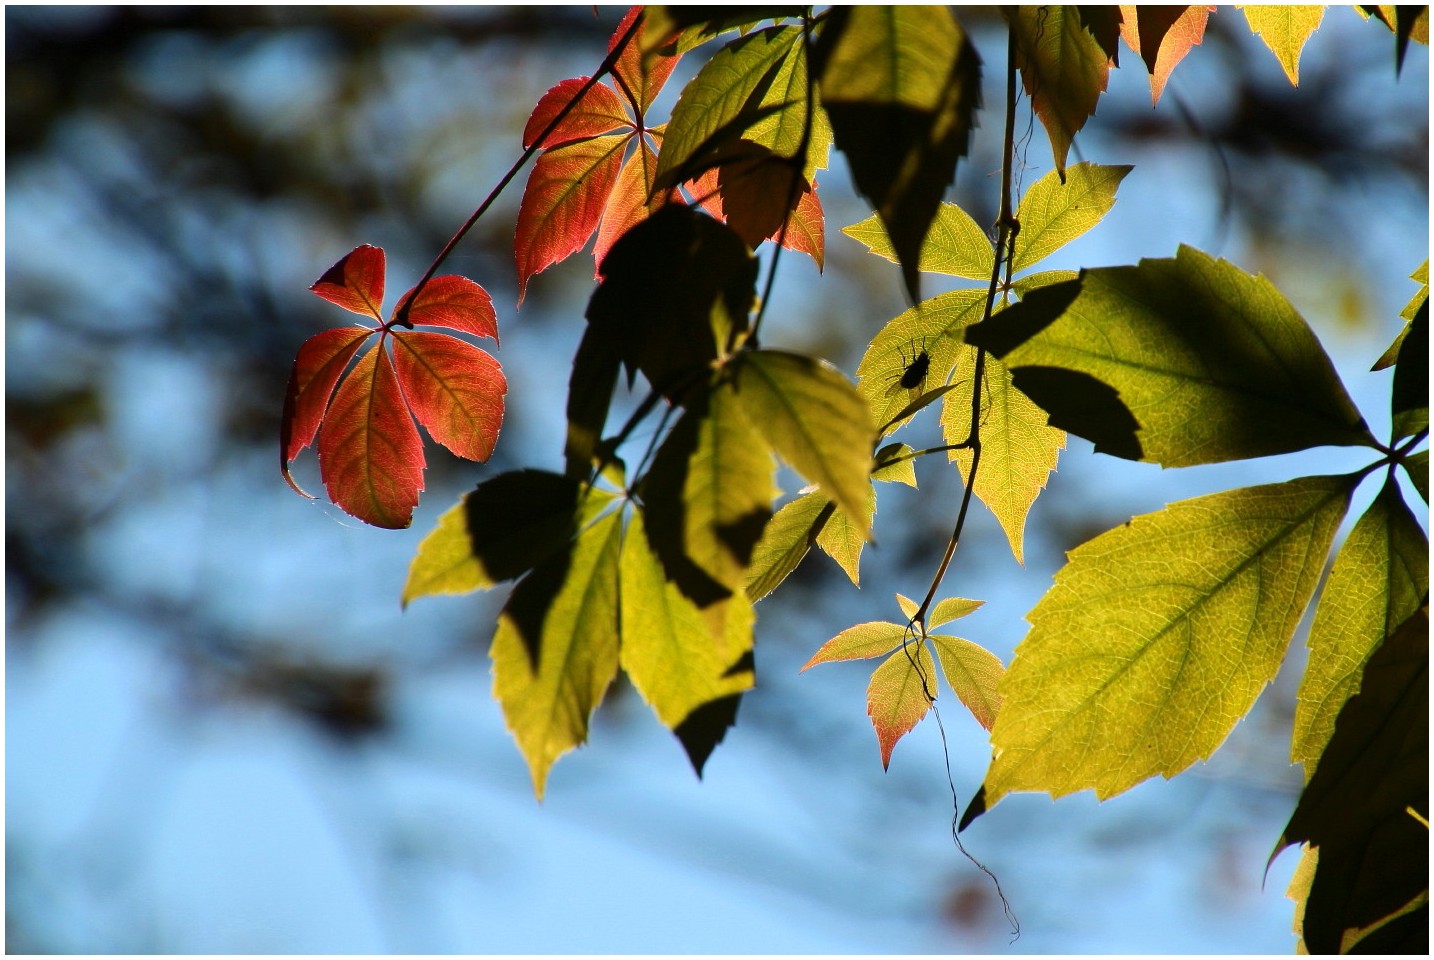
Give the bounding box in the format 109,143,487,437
6,6,1427,953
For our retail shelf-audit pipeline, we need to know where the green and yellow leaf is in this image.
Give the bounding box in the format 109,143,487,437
868,642,937,768
1009,6,1111,179
802,620,910,669
929,632,1004,731
841,202,995,281
745,489,832,602
1011,162,1132,273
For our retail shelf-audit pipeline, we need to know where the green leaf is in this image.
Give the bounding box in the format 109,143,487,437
1373,259,1427,370
1406,449,1429,504
841,202,995,281
815,482,876,586
966,245,1378,466
976,474,1354,809
868,641,937,768
490,508,624,799
929,633,1004,731
929,596,983,629
641,383,776,642
1009,6,1110,179
872,442,918,487
802,620,910,669
745,490,832,602
816,5,981,303
731,349,876,535
1240,5,1326,85
941,348,1065,564
403,470,613,605
856,289,987,435
1010,269,1079,299
1293,479,1429,768
620,510,756,775
1279,605,1428,954
1011,162,1132,273
1391,298,1429,440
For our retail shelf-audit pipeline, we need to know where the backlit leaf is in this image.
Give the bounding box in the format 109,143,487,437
941,349,1065,564
392,275,500,341
977,474,1354,809
842,202,995,281
868,641,936,768
515,133,630,305
309,243,385,320
593,134,673,271
1292,478,1428,768
1011,162,1132,273
563,324,623,478
522,77,630,149
620,509,755,774
1118,5,1211,103
731,349,876,534
966,245,1378,465
403,471,614,605
1241,5,1326,85
816,5,981,303
1009,5,1110,179
1406,450,1429,504
1373,259,1428,370
929,596,983,629
871,442,918,487
1358,4,1431,74
802,621,909,669
391,331,505,462
929,633,1004,731
491,509,624,799
281,326,372,496
610,5,682,114
317,342,426,529
745,489,832,602
815,482,875,586
1390,299,1429,440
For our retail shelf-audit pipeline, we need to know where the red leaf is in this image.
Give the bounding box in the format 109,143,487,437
280,325,373,496
783,178,825,270
515,133,630,304
522,77,630,149
688,157,825,268
1118,5,1211,104
593,135,675,272
310,244,385,320
611,5,682,113
317,342,426,529
391,330,507,462
393,275,500,342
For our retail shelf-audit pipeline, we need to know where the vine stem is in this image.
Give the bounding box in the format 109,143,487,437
394,11,646,327
912,25,1022,629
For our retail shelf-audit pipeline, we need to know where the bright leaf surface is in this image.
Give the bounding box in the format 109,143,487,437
391,331,505,462
731,349,876,535
744,489,832,603
1292,478,1428,768
521,77,629,149
1118,5,1210,103
978,474,1355,808
816,4,980,303
867,642,937,769
928,596,983,629
841,202,994,281
1010,162,1132,273
308,242,385,318
1240,5,1326,85
1010,5,1110,179
490,509,624,800
802,621,909,669
281,326,372,497
929,633,1005,732
967,245,1377,465
814,486,874,587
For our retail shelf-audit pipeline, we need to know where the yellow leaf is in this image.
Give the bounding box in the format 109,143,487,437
1240,5,1326,85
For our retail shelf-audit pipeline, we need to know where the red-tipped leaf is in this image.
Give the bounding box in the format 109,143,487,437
281,325,373,496
391,330,506,462
522,77,630,149
317,342,426,529
393,275,500,342
310,244,386,320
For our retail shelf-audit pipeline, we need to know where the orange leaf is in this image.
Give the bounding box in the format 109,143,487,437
689,156,825,268
317,342,426,529
1118,5,1211,104
309,244,385,320
522,77,630,149
593,135,675,271
280,325,373,497
515,133,630,304
393,275,500,342
611,5,682,113
867,642,936,769
391,330,506,462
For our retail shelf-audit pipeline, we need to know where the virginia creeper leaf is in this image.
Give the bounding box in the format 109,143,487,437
1359,4,1431,75
643,7,807,57
515,133,630,305
1406,449,1429,504
868,641,937,769
491,509,624,799
1240,5,1327,85
842,202,995,281
1010,162,1132,273
620,509,756,774
390,331,505,463
1278,605,1428,954
1010,268,1080,300
281,326,372,497
745,489,833,602
563,324,623,479
802,621,910,669
929,596,984,629
975,474,1354,811
966,245,1378,466
392,274,500,341
1117,5,1210,103
940,348,1065,564
593,134,673,271
691,158,827,266
522,77,630,149
929,633,1005,731
1009,6,1110,180
402,471,614,606
815,482,875,586
730,349,876,535
872,442,918,487
816,5,981,304
309,243,385,320
1390,298,1428,440
1292,478,1429,768
610,4,682,114
314,341,426,528
1374,259,1428,370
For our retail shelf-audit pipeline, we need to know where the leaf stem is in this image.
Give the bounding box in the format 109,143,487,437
394,11,646,328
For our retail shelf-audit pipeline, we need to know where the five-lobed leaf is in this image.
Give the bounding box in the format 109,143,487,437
974,474,1355,814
